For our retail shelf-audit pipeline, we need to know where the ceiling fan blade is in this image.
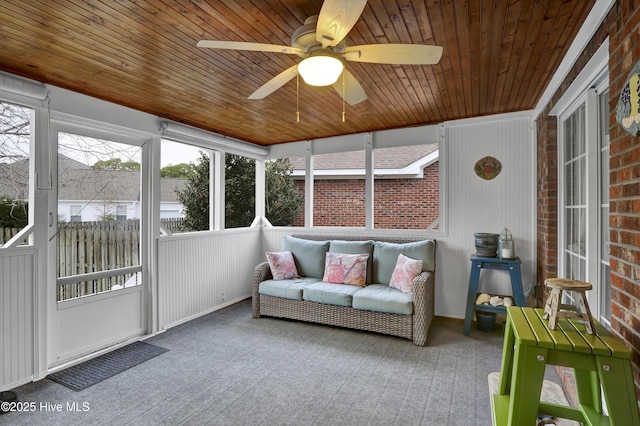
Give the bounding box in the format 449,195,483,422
197,40,305,55
332,69,367,106
248,65,299,100
316,0,367,48
343,44,443,65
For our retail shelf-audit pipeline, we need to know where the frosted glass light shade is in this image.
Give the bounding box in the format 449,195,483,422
298,55,344,86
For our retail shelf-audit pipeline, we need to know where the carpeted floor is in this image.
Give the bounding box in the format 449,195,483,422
3,299,562,425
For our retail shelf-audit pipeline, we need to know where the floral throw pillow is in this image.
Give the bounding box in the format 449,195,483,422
323,252,369,286
389,253,423,294
265,251,299,280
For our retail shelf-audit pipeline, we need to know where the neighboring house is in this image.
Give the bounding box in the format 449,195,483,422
159,178,187,219
288,144,439,229
0,155,187,222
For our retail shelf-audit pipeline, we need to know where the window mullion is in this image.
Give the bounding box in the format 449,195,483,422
585,89,599,312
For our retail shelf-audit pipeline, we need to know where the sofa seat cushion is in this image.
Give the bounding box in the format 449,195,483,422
352,284,413,315
302,281,362,307
259,277,321,300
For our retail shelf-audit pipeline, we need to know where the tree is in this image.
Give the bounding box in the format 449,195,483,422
175,152,210,232
0,102,30,164
175,153,302,231
92,158,140,171
265,158,302,226
161,163,195,178
0,196,28,228
225,154,256,228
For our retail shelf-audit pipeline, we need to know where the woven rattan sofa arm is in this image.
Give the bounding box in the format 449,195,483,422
253,262,272,318
412,271,435,346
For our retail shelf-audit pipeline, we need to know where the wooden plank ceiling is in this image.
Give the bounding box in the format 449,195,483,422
0,1,595,146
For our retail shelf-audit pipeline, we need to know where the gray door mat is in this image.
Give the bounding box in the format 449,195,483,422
48,341,168,391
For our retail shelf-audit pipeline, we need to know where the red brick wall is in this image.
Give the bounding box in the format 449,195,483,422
374,162,439,229
307,178,366,227
290,161,439,228
536,115,558,304
537,0,640,400
609,0,640,398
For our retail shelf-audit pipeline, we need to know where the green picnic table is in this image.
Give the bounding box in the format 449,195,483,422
491,306,640,426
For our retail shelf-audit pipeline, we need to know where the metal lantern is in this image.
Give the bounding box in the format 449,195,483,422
499,227,515,259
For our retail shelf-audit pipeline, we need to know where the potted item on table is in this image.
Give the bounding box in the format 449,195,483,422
474,233,499,257
499,227,516,259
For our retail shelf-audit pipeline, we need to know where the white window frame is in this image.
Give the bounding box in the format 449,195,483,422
69,204,82,222
0,88,49,249
266,124,446,236
553,41,609,322
51,119,148,302
116,205,127,221
160,123,268,235
597,87,611,327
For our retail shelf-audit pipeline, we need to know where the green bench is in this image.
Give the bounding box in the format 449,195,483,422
491,306,640,426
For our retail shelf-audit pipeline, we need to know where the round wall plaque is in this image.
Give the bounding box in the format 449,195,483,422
474,156,502,180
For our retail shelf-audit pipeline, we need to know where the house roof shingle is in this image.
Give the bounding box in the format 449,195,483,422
0,155,187,203
288,144,438,171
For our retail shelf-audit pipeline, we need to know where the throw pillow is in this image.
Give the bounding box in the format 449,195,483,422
329,240,374,283
322,252,369,286
265,251,299,280
389,253,423,294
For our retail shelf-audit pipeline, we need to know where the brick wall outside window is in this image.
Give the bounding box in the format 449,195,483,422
290,161,439,228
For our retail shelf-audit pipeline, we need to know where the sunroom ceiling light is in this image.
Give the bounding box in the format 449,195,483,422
297,54,344,86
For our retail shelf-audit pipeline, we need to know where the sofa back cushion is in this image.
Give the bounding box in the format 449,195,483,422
328,240,374,283
282,236,329,279
373,240,436,285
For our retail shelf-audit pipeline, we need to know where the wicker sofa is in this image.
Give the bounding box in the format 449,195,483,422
252,234,436,346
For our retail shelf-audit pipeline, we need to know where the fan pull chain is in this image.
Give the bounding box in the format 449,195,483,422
342,71,346,123
296,71,300,123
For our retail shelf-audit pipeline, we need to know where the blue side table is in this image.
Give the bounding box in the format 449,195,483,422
463,255,525,335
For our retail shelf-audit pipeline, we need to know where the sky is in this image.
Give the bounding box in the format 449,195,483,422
55,134,205,168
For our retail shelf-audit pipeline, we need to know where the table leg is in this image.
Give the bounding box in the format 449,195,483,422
463,261,481,335
498,316,514,396
596,356,640,426
508,264,525,307
573,368,601,414
508,344,547,425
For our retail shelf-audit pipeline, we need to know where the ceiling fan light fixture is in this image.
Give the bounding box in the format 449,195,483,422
298,54,344,86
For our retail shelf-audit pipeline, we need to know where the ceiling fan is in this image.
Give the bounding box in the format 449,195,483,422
197,0,442,106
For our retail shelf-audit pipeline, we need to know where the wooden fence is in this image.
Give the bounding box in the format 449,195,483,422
57,220,141,300
1,218,185,301
0,226,22,245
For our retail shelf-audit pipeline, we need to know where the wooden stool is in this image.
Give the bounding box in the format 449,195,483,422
543,278,595,334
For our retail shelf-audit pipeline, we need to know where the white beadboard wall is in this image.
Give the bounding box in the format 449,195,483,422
1,250,35,390
439,114,535,318
157,229,263,329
